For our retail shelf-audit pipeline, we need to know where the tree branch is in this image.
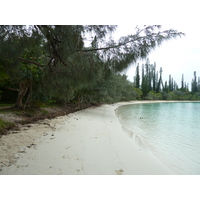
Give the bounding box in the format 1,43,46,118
76,36,147,52
5,87,19,92
19,57,46,67
76,46,117,52
77,29,184,53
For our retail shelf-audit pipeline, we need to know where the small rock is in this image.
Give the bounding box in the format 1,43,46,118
27,143,36,148
115,169,124,175
43,132,48,136
18,147,26,153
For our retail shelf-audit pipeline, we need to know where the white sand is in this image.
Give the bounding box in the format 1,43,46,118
0,101,175,175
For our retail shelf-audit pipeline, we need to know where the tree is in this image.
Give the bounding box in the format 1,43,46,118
141,63,148,97
0,25,184,108
156,67,163,93
198,77,200,92
152,62,157,91
181,74,184,89
135,63,140,88
169,74,173,91
88,71,136,103
0,26,45,108
192,71,198,93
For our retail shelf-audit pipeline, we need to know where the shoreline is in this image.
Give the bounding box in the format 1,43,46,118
0,100,191,175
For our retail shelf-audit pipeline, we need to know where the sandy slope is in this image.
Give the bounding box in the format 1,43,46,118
0,101,174,175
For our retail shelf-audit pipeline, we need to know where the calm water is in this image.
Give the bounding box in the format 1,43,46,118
116,102,200,174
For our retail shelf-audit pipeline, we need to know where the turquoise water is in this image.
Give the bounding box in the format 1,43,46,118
116,102,200,174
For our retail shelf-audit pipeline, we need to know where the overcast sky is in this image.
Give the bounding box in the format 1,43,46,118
115,25,200,90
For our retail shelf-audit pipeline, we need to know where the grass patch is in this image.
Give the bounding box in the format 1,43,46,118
0,118,15,136
41,109,49,115
0,103,14,108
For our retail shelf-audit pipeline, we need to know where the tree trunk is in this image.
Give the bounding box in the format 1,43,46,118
5,80,32,109
15,82,29,109
23,82,33,109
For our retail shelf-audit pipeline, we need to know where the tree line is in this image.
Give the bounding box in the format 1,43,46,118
133,59,200,100
0,25,185,108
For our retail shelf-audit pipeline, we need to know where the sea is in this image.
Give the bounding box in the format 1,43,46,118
116,102,200,175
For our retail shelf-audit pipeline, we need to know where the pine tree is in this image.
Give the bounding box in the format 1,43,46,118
192,71,197,93
135,63,140,88
156,67,163,93
198,77,200,92
164,81,168,92
169,74,172,91
181,74,184,89
152,62,157,91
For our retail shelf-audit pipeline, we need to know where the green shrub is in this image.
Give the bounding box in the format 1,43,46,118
162,92,173,100
133,88,143,100
0,119,15,135
145,91,162,100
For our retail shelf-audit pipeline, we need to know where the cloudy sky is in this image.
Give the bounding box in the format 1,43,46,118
115,25,200,90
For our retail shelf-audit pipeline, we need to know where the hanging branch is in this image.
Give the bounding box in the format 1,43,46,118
19,57,45,68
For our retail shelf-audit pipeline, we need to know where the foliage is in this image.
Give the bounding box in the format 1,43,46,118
0,118,15,135
133,88,143,100
87,72,137,104
0,25,185,108
145,91,162,100
134,60,163,97
161,92,173,100
133,58,200,101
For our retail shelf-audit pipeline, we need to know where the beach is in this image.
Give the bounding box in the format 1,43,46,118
0,101,174,175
